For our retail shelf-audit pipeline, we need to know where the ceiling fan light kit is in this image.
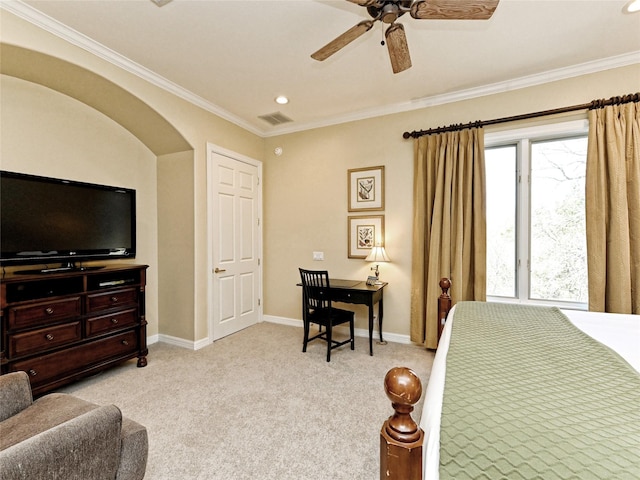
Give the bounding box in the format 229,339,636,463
380,2,402,24
312,0,500,74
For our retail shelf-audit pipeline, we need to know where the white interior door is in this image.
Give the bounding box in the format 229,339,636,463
208,145,262,341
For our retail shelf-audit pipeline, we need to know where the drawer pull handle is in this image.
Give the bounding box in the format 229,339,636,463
45,307,54,315
45,334,55,341
110,296,119,303
122,340,129,346
111,318,119,324
28,369,37,377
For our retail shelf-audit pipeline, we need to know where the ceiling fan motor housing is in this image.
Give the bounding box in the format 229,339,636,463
367,1,413,23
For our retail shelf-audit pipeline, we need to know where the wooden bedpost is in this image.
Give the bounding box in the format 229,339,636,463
380,367,424,480
437,277,452,342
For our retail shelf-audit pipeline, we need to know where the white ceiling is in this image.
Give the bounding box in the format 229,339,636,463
6,0,640,137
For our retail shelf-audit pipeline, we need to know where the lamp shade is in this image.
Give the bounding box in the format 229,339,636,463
365,245,390,263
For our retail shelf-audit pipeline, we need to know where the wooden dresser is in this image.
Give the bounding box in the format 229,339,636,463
0,264,148,396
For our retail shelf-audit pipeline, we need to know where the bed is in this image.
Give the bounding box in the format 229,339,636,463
417,300,640,480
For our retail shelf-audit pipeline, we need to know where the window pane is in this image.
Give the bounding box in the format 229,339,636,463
530,137,588,302
485,146,516,297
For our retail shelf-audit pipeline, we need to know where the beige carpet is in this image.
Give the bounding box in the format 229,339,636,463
59,322,434,480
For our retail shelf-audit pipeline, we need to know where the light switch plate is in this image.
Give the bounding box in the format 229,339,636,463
313,251,324,261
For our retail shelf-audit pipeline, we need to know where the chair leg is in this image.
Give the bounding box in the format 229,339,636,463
326,324,332,362
302,320,309,353
350,320,355,350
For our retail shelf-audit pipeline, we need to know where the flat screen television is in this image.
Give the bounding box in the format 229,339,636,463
1,170,136,273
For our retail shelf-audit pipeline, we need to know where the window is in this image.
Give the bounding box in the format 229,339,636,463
485,120,589,308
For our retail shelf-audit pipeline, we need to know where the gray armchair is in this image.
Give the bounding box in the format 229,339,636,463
0,371,148,480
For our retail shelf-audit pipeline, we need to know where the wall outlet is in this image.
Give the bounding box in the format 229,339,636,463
312,251,324,261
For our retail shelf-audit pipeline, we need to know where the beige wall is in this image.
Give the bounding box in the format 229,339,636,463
262,117,414,336
2,9,639,343
157,151,195,340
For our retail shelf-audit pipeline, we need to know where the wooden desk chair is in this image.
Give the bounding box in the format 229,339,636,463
298,268,355,362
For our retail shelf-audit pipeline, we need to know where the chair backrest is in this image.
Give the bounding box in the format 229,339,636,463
299,268,331,312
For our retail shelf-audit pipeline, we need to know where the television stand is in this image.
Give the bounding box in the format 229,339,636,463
1,264,148,396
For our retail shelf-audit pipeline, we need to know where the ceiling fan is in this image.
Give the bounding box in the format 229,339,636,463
311,0,499,74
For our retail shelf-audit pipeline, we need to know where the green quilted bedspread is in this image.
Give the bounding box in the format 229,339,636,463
439,302,640,479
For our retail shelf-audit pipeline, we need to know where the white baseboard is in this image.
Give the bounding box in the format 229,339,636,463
194,338,210,350
149,316,413,350
154,333,209,350
263,315,412,345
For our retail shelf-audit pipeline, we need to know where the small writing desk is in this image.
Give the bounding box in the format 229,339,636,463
298,279,388,356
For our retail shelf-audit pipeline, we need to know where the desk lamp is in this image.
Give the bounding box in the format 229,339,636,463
366,244,390,283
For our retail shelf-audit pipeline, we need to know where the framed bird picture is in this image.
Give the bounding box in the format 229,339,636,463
347,165,385,212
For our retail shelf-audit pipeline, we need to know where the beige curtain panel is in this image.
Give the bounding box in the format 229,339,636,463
586,99,640,314
410,128,487,349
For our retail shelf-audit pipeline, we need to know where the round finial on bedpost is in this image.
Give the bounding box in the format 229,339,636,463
439,277,451,294
380,367,423,480
383,367,422,442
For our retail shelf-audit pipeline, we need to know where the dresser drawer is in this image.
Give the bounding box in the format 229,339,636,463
8,297,82,330
11,330,139,388
86,308,137,337
87,288,137,313
9,322,82,357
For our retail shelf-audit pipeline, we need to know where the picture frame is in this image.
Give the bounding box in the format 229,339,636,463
348,215,384,259
348,165,385,212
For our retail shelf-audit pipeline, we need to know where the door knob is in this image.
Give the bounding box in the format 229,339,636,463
214,268,226,273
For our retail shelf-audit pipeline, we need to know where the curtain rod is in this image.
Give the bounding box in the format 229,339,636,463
402,93,640,139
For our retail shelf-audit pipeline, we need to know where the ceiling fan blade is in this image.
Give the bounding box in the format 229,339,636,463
410,0,499,20
311,20,374,61
385,23,411,74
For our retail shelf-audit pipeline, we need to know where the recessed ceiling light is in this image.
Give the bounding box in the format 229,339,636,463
275,95,289,105
624,0,640,13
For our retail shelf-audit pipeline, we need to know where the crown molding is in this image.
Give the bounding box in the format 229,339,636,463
3,0,639,139
266,50,640,137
